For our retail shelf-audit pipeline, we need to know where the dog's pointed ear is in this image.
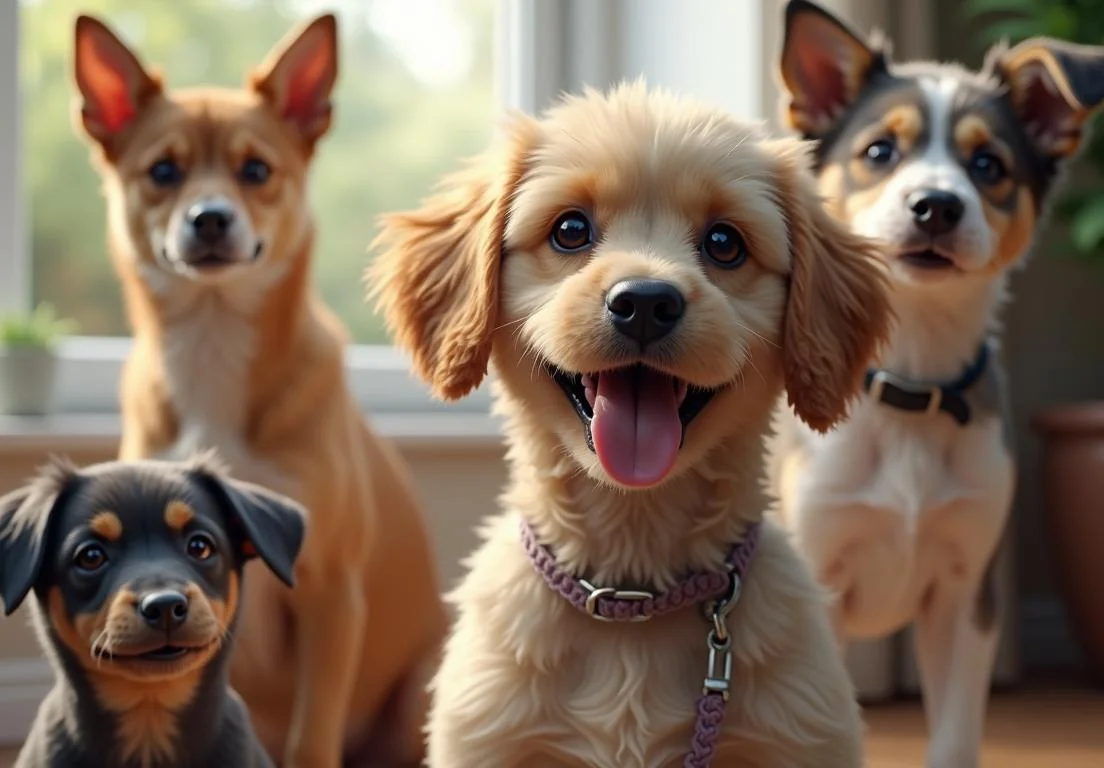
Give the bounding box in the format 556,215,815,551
72,14,162,150
767,137,893,432
988,37,1104,160
367,113,539,401
186,455,306,588
778,0,886,137
0,457,81,616
250,13,339,148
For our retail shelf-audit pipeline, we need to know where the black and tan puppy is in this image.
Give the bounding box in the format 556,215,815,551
0,454,306,768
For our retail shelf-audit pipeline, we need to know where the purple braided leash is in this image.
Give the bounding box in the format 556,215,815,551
685,693,728,767
519,518,761,768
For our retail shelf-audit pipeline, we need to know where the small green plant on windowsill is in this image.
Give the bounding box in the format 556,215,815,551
963,0,1104,262
0,302,78,416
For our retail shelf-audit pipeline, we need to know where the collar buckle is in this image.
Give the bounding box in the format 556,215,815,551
579,580,653,622
867,369,943,417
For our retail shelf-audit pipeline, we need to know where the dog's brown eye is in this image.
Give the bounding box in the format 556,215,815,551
240,158,271,185
73,543,108,573
701,223,748,269
148,158,184,188
969,149,1007,185
863,138,898,167
186,533,216,562
550,211,593,253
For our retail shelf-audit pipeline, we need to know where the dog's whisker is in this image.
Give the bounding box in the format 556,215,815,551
744,356,767,386
90,628,113,666
493,315,529,334
733,320,780,350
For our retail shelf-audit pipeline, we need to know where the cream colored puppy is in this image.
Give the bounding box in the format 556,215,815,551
370,81,892,768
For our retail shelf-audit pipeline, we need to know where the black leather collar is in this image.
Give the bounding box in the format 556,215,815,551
863,344,990,426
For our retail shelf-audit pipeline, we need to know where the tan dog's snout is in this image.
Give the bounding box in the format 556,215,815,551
166,194,258,271
80,582,226,658
604,278,686,349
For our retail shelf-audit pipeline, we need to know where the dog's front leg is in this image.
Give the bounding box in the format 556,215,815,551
913,578,999,768
284,573,367,768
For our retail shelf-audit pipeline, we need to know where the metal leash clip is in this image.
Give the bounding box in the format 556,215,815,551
702,630,733,701
703,566,743,644
701,568,741,701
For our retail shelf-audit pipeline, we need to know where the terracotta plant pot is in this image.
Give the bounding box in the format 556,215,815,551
1032,400,1104,683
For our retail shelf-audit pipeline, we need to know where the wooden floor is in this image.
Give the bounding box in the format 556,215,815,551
2,685,1102,765
863,685,1104,767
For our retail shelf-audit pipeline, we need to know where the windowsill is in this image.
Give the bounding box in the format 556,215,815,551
44,337,495,416
0,410,506,455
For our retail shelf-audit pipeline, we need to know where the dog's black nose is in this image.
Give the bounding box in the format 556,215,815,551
605,279,685,346
908,189,964,236
187,200,236,245
138,590,189,631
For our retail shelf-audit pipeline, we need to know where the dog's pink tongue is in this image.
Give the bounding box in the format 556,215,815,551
591,368,682,488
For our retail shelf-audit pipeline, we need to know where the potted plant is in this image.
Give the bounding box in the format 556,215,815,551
964,0,1104,683
0,302,77,416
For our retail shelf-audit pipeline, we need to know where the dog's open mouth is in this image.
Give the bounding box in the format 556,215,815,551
548,363,719,488
107,641,215,666
139,645,192,661
899,249,956,270
170,241,263,272
191,253,234,269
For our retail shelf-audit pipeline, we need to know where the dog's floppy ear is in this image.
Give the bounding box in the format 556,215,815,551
778,0,886,137
250,13,338,148
186,454,306,588
0,458,81,616
367,114,539,401
72,14,162,151
988,37,1104,160
768,137,892,433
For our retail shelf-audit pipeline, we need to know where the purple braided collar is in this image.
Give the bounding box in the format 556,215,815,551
518,517,762,768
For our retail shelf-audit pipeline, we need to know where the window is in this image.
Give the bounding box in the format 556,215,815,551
1,0,772,419
20,0,495,343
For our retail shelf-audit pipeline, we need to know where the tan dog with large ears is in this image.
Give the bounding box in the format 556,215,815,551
72,13,447,768
370,82,890,767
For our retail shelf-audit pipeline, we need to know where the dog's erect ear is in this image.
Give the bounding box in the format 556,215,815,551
367,114,539,401
0,458,81,616
187,456,306,588
250,13,339,148
768,138,892,433
779,0,885,137
988,37,1104,160
72,15,162,150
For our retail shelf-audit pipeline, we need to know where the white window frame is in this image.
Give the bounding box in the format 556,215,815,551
0,0,776,423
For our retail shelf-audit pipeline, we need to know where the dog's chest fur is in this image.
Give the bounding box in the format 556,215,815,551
774,282,1016,634
139,265,272,464
430,515,860,767
819,277,1012,499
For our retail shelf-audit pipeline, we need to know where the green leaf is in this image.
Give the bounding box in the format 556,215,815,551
1068,195,1104,255
0,302,78,349
960,0,1047,23
1041,6,1079,40
1053,189,1097,223
974,17,1052,45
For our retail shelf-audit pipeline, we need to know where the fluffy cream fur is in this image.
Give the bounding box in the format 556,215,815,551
370,81,892,767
